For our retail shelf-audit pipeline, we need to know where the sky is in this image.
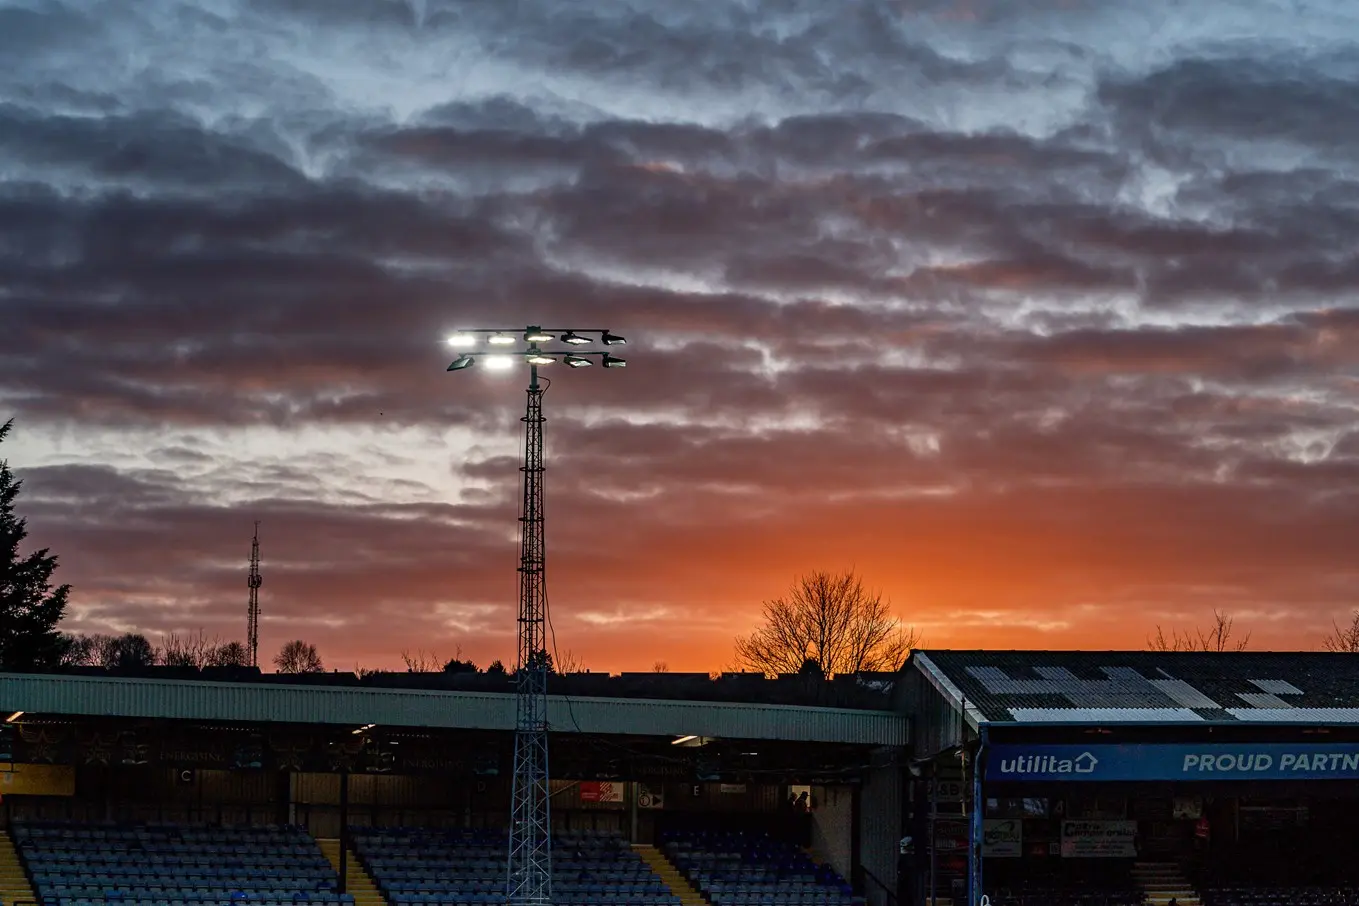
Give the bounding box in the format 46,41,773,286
2,0,1359,673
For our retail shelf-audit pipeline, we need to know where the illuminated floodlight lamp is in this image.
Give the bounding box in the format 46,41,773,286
524,327,554,343
672,735,698,746
526,353,556,366
601,354,626,368
447,354,475,371
560,331,591,345
562,355,592,368
601,331,626,346
487,333,515,345
446,334,477,348
484,354,517,370
5,711,23,723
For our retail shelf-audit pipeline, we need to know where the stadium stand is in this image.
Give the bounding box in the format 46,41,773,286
660,829,864,906
1,826,38,906
350,825,681,906
12,821,351,906
984,861,1147,906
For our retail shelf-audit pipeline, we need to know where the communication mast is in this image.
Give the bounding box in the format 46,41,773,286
247,521,262,668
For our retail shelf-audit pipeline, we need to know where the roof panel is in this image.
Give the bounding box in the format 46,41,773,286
916,650,1359,725
0,672,905,745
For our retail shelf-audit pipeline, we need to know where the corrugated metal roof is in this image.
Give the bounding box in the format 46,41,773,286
911,650,1359,726
0,672,906,745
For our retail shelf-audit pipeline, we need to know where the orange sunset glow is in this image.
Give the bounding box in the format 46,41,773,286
3,0,1359,673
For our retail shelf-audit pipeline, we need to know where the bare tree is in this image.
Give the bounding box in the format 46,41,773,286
652,661,669,673
274,639,323,674
734,570,921,677
58,633,96,667
1323,610,1359,652
88,633,159,668
160,631,219,668
1147,609,1251,652
554,648,585,673
401,648,443,672
207,640,251,667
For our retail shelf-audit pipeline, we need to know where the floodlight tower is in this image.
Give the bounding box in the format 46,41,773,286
445,326,627,906
247,521,262,668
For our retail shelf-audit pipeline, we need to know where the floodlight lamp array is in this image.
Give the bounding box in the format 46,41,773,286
445,327,627,372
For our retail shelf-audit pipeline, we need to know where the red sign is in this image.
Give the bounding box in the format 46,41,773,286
579,781,624,803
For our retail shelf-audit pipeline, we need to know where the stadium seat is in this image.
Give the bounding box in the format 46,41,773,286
350,826,681,906
12,821,351,906
659,829,863,906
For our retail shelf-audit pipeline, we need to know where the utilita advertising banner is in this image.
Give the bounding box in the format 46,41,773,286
986,743,1359,783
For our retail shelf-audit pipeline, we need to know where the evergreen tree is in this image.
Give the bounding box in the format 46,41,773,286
0,419,72,670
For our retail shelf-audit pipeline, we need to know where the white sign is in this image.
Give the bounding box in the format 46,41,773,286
982,819,1022,857
1061,820,1137,858
637,784,665,809
929,780,967,801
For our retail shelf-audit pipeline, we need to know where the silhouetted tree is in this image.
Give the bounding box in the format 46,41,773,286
734,570,920,677
401,648,443,672
1148,609,1252,652
207,640,251,667
0,419,73,670
652,661,669,673
443,656,478,674
1323,610,1359,653
554,648,584,673
274,639,323,673
58,632,96,667
486,659,507,676
160,631,221,668
91,633,158,669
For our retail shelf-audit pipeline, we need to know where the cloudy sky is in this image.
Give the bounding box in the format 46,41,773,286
3,0,1358,672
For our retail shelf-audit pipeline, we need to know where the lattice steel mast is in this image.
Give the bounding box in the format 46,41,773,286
247,521,262,668
444,326,627,906
508,365,551,905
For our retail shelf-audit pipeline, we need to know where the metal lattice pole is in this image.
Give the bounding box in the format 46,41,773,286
507,365,552,906
442,326,627,906
247,521,262,668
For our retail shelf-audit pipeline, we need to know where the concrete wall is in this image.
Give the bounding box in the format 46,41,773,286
811,785,855,880
858,759,904,906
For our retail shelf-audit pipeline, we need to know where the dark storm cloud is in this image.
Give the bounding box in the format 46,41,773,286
4,0,1359,664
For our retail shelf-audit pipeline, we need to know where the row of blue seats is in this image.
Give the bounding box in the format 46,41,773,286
387,897,674,906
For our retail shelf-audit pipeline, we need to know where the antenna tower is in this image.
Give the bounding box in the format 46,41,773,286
247,521,262,668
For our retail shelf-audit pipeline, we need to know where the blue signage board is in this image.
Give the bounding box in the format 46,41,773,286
985,743,1359,783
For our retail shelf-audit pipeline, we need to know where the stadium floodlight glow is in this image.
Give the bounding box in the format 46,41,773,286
447,334,478,348
5,711,23,723
672,735,698,745
442,325,631,906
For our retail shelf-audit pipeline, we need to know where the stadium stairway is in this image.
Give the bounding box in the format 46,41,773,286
0,828,37,906
317,838,387,906
633,843,708,906
1132,861,1199,906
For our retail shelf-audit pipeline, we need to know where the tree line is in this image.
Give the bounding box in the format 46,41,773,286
4,416,1359,676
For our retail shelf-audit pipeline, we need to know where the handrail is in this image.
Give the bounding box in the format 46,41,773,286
858,864,899,906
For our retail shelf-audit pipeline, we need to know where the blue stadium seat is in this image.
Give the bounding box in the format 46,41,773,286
13,821,350,906
350,826,681,906
660,830,863,906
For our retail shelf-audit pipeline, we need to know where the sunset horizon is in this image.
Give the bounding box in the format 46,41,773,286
3,0,1357,674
